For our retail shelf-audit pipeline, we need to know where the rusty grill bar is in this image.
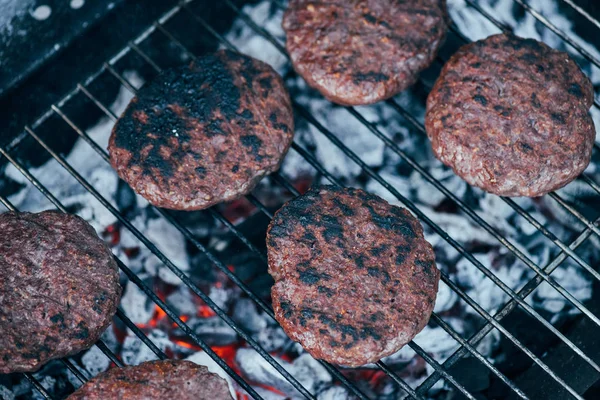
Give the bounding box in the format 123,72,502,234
1,0,599,399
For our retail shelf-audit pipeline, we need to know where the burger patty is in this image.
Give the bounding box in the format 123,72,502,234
67,360,233,399
267,186,439,367
0,211,121,373
282,0,449,105
425,33,595,197
109,50,294,210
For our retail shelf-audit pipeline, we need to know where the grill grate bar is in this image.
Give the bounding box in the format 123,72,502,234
23,373,53,400
549,192,600,238
61,358,88,385
0,148,264,400
561,0,600,30
511,0,600,69
210,4,595,398
22,125,316,400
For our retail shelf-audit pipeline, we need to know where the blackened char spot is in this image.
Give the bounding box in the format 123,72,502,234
367,205,416,237
50,313,64,323
299,267,329,285
396,245,411,265
318,286,334,297
473,95,487,106
74,322,89,339
363,13,377,23
269,112,278,124
280,301,293,318
519,142,533,152
195,166,206,175
368,267,391,282
113,52,243,178
258,77,273,89
551,113,565,124
240,135,263,161
355,254,367,269
332,197,354,216
238,109,253,119
531,93,541,108
352,71,388,84
568,83,584,98
370,244,387,256
361,326,382,340
470,62,481,68
231,165,239,173
415,259,436,280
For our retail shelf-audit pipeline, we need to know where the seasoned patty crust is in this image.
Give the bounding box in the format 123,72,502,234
0,211,121,373
425,33,595,197
67,360,233,400
109,50,294,210
282,0,449,105
267,186,439,367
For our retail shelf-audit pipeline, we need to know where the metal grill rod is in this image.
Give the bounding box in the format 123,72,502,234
562,0,600,30
54,90,373,400
22,125,315,400
23,373,53,400
511,0,600,69
220,0,598,389
0,148,264,400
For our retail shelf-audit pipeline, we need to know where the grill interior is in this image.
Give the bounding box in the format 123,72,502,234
1,0,600,399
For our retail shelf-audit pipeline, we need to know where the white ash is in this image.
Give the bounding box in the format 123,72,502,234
235,348,331,398
434,280,458,314
318,386,351,400
166,286,198,317
233,297,268,333
0,384,15,400
81,345,111,378
185,351,237,399
121,329,170,366
120,279,154,325
143,217,190,285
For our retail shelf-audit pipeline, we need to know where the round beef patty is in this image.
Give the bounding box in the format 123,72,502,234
109,50,294,210
425,33,595,197
282,0,449,105
67,360,232,400
267,186,439,367
0,211,121,373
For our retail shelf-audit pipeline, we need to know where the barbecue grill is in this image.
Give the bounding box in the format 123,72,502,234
0,0,599,399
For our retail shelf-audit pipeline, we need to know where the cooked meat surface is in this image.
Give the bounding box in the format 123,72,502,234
267,186,439,367
109,50,294,210
0,211,121,373
425,33,595,197
283,0,449,105
67,360,233,400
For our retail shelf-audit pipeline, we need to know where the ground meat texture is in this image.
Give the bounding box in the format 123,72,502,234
0,211,121,373
267,186,439,367
109,50,294,210
67,360,233,400
425,33,595,197
282,0,449,106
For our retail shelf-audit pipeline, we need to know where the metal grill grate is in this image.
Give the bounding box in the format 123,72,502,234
1,0,599,399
